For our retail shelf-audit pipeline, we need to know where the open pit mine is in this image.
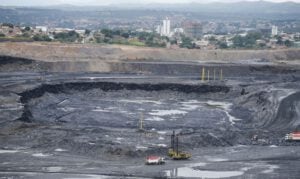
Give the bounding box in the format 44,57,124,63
0,43,300,178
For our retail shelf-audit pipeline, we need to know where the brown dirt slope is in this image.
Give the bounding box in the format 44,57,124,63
0,42,299,63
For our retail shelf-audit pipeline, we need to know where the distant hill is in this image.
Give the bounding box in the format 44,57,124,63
44,1,300,21
37,1,300,14
0,1,299,28
136,1,300,14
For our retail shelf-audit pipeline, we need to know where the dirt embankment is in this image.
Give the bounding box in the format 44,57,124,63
120,45,300,62
0,42,300,63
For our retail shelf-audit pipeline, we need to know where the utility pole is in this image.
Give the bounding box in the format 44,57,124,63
139,113,144,131
201,67,205,82
220,69,223,81
207,70,210,82
176,135,179,156
213,69,216,81
171,131,175,151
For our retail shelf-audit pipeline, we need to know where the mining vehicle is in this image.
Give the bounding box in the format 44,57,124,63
285,132,300,141
168,131,191,160
145,156,165,165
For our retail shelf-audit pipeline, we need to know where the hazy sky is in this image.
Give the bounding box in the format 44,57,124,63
1,0,300,6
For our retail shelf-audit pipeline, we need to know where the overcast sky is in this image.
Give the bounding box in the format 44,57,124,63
1,0,300,6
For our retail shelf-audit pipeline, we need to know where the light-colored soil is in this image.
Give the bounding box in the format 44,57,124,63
0,42,299,64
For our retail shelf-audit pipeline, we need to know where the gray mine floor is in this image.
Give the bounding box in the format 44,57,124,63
1,57,300,178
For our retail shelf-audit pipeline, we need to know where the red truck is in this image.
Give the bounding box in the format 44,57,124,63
145,156,165,165
285,132,300,141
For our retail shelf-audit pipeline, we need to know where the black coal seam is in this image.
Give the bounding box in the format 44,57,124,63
0,55,35,65
18,81,230,122
249,65,297,74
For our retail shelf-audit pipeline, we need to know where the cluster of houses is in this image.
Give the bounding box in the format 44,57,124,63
0,23,299,49
0,24,87,41
190,33,300,49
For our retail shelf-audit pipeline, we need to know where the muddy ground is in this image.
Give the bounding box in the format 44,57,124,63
0,55,300,178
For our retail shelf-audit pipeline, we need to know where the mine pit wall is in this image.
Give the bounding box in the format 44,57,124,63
2,55,300,133
18,80,300,132
122,48,300,62
1,56,300,79
18,82,230,122
232,88,300,134
269,91,300,131
109,62,300,78
42,61,112,73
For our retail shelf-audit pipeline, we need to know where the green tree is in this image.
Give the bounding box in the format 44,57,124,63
0,33,5,37
246,32,262,40
103,38,111,43
33,34,52,42
85,29,91,35
180,36,194,49
25,27,31,31
101,29,113,38
218,41,228,49
2,23,14,28
22,32,31,38
95,36,103,43
170,39,177,45
232,35,244,48
276,36,283,45
162,36,170,42
284,40,293,47
258,43,266,48
232,32,262,48
54,31,79,42
208,36,217,45
112,29,121,36
138,32,150,41
121,32,129,38
244,32,262,48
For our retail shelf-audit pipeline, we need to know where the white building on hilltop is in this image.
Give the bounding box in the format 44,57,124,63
272,25,278,36
156,17,171,37
162,17,171,36
35,26,48,33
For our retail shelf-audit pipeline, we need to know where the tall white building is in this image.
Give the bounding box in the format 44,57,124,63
272,25,278,36
156,17,171,37
157,17,171,37
162,17,171,36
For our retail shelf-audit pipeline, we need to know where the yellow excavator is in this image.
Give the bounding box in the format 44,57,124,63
168,131,191,160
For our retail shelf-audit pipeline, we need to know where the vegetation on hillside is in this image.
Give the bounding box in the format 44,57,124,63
94,29,167,48
54,31,80,42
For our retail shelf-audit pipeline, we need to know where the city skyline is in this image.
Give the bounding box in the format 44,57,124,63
1,0,300,6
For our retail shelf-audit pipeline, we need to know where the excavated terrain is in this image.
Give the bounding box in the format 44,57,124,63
0,46,300,178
